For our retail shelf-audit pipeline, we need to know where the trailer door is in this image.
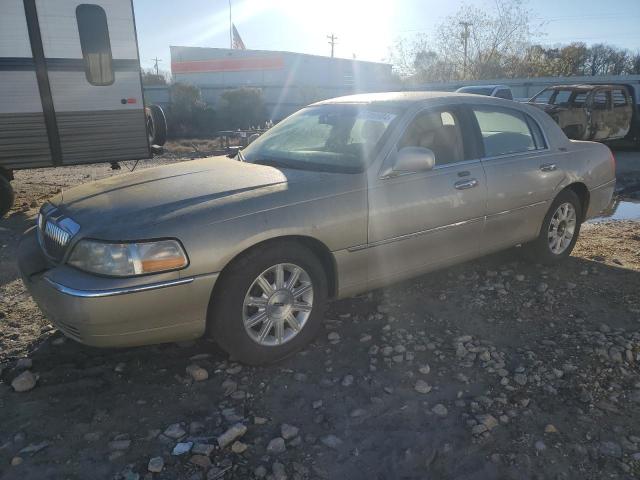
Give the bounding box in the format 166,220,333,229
33,0,150,165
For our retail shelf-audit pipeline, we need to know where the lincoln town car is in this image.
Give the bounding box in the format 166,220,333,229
18,92,616,364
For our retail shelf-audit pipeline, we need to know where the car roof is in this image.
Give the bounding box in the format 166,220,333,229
313,91,500,107
457,84,509,91
545,84,624,91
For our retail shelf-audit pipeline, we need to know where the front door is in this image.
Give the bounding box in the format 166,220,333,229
33,0,149,165
366,106,487,286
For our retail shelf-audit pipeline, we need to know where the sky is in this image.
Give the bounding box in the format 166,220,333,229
133,0,640,71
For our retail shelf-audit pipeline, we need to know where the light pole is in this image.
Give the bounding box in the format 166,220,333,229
459,21,471,79
229,0,232,49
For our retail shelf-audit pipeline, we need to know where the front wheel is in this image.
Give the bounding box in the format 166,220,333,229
523,189,582,265
208,241,328,365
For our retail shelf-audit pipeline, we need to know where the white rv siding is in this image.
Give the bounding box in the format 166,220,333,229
48,71,144,112
0,0,51,168
36,0,149,165
0,72,42,114
0,0,149,170
36,0,139,60
0,0,32,57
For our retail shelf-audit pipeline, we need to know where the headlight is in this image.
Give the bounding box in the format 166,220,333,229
68,239,188,277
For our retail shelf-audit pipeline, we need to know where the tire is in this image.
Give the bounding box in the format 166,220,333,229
208,241,328,365
145,104,167,146
522,189,582,265
0,174,14,218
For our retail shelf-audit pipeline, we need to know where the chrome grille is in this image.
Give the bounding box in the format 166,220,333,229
42,221,71,260
37,205,80,262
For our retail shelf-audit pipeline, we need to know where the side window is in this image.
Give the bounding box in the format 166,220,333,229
473,108,536,157
398,109,467,165
495,89,513,100
592,90,610,110
553,90,571,106
612,89,628,108
76,4,114,86
571,93,587,107
532,89,553,104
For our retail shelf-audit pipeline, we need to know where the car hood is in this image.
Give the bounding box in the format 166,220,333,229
49,156,343,233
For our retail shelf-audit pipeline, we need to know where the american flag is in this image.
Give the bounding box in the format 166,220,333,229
232,24,246,50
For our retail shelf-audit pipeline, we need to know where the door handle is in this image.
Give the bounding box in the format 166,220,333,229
540,163,557,172
454,178,478,190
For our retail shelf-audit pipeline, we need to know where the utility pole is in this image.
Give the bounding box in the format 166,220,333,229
327,34,337,58
229,0,233,49
152,57,162,76
459,21,471,79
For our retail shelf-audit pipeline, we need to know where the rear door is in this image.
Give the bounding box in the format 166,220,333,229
610,87,633,139
588,88,613,141
471,105,564,251
34,0,149,165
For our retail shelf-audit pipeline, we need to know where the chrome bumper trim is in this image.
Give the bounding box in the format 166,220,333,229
44,276,195,298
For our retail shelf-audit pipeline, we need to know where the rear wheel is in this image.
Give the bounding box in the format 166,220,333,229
145,104,167,146
523,189,582,264
208,241,328,365
0,174,14,218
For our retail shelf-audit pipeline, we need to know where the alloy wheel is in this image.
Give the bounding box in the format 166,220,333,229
242,263,314,346
548,202,577,255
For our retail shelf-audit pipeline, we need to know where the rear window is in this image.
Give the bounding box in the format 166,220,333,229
593,91,610,110
76,4,114,86
612,89,628,107
473,108,543,157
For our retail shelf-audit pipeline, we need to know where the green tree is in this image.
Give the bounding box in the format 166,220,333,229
218,88,267,130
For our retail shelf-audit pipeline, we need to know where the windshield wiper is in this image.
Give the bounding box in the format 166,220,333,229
236,149,245,162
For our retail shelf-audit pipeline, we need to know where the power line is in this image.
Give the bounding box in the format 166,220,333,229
327,33,338,58
152,57,162,75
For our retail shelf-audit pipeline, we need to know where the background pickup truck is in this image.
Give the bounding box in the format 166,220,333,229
528,84,638,145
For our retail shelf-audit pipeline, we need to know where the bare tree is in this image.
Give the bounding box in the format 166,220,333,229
390,0,537,82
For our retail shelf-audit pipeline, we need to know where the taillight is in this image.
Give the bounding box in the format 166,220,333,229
609,148,616,169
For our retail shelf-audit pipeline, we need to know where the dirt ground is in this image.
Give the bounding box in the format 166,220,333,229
1,147,640,480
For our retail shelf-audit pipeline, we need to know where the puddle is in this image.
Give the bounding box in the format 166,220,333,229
589,198,640,223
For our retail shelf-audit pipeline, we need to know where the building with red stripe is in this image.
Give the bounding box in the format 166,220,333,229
170,46,394,120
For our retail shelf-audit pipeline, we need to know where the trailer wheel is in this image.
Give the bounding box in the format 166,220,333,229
145,104,167,147
0,174,14,218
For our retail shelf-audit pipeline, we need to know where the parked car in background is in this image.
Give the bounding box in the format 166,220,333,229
528,84,634,143
456,85,514,100
18,92,616,364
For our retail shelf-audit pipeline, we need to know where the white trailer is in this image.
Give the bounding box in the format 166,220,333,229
0,0,165,216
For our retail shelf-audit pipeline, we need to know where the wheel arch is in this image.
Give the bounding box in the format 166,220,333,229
563,182,590,221
210,235,338,303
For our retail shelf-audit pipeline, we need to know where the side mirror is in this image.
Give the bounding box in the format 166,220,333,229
392,147,436,173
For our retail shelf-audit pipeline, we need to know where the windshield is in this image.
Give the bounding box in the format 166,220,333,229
242,104,401,173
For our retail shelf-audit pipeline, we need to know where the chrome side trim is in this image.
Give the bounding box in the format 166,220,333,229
43,276,195,298
485,200,548,219
590,178,616,192
349,200,548,252
348,216,485,252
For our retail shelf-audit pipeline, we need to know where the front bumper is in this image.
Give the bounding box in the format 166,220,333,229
18,227,218,348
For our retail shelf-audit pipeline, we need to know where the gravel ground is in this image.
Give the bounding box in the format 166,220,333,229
1,148,640,480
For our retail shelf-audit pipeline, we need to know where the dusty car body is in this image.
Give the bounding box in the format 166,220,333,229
528,84,633,142
18,92,616,364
